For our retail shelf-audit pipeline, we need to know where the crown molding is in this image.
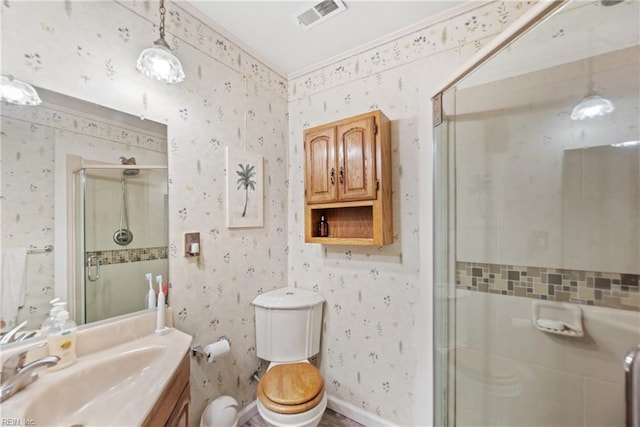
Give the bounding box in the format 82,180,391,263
287,0,491,80
175,1,289,80
176,1,492,82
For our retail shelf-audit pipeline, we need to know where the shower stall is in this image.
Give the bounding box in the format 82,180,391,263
72,163,168,324
433,1,639,425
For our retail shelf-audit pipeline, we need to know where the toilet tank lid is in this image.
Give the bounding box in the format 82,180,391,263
252,287,325,309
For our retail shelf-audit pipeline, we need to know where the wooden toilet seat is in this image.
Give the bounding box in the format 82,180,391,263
257,362,324,414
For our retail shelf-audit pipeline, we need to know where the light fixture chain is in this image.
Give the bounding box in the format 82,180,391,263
159,0,166,40
137,0,185,83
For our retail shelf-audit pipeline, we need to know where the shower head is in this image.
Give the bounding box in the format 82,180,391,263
119,156,137,165
119,156,140,176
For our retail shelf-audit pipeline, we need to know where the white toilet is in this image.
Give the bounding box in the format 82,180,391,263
252,287,327,427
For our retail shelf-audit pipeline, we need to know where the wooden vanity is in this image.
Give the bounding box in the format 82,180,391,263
143,351,191,427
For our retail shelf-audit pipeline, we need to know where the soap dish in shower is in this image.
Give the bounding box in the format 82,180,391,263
532,301,584,337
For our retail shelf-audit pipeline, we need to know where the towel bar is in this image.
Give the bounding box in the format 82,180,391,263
26,245,54,254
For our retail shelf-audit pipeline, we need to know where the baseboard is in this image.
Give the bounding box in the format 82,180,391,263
327,395,398,427
238,400,258,425
239,395,397,427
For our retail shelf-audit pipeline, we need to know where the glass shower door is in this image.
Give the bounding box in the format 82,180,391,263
75,166,168,324
433,1,640,425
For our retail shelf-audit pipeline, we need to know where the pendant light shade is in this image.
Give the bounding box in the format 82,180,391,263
1,75,42,106
136,0,185,84
571,29,614,121
570,94,614,120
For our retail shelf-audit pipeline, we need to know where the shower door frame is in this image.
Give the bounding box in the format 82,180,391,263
430,1,567,424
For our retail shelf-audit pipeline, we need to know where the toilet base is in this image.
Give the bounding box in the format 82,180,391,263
200,395,239,427
257,392,327,427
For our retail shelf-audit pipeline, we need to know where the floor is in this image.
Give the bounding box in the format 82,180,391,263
241,409,365,427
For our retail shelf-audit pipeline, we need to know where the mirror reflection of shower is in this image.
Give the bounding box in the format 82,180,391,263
72,159,168,324
113,156,139,246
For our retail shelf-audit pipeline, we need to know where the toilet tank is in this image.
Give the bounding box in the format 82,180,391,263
252,287,325,363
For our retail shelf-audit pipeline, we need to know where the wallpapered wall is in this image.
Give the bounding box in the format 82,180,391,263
0,0,289,421
286,2,537,423
1,1,536,425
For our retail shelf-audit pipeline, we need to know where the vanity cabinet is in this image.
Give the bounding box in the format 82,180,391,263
143,351,190,427
304,110,392,245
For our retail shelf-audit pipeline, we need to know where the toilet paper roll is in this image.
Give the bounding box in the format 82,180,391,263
204,339,231,363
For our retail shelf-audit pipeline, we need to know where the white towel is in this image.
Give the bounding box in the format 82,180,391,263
1,248,28,332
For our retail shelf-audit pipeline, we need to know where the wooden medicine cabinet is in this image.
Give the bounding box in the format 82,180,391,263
304,110,392,246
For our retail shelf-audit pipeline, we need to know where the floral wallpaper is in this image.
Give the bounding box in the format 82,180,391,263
287,2,538,424
1,114,55,332
1,0,288,421
1,0,537,425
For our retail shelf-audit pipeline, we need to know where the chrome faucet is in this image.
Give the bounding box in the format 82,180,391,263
0,320,28,345
0,342,59,402
14,330,38,342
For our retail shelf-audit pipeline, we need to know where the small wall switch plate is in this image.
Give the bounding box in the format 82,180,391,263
184,232,200,257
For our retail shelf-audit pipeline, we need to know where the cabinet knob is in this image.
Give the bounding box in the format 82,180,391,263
330,167,336,185
339,166,344,184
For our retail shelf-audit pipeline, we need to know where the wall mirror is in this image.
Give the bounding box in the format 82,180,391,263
1,87,168,345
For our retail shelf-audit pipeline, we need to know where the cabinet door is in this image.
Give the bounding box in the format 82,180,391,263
166,383,189,427
336,116,376,201
305,126,337,204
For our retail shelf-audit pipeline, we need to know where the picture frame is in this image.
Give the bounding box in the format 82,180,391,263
225,146,264,228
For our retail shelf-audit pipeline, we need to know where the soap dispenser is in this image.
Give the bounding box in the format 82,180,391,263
41,300,66,335
47,309,77,370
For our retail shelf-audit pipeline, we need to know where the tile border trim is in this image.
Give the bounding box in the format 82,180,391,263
87,246,168,266
456,261,639,312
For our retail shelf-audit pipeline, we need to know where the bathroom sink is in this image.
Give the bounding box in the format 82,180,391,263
23,346,164,425
1,325,192,426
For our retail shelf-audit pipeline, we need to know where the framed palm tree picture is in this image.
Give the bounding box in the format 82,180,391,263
225,146,264,228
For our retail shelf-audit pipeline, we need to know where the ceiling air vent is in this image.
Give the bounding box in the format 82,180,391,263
293,0,347,29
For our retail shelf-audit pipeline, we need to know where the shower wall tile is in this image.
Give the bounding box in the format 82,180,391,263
84,170,168,251
456,347,585,427
456,408,501,427
86,246,168,266
456,290,499,354
85,259,168,324
457,261,640,311
583,378,625,427
456,291,640,426
493,290,640,384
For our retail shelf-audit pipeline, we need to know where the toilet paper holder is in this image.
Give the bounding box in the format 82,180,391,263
191,336,231,359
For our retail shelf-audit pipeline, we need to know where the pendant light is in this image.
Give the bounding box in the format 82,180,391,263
570,29,614,120
570,89,614,120
0,75,42,106
136,0,185,84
